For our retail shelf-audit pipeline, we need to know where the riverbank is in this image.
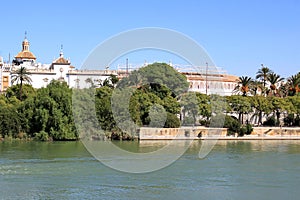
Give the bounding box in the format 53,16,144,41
139,126,300,140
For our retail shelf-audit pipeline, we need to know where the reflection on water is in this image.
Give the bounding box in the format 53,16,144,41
0,140,300,200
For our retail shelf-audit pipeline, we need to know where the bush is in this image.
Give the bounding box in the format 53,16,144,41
245,124,253,134
34,131,49,141
239,124,253,136
263,116,276,126
224,115,241,136
210,114,241,136
295,115,300,126
164,113,180,128
284,114,294,126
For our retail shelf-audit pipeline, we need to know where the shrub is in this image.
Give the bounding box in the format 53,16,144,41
263,116,276,126
34,131,49,141
239,124,253,136
223,115,241,136
284,114,294,126
210,114,241,136
164,113,180,128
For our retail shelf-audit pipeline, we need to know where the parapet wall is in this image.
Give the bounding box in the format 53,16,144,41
252,127,300,136
139,127,227,140
139,127,300,140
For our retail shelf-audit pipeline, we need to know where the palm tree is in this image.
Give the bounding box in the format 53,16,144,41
11,66,32,100
233,76,253,96
251,80,263,96
267,72,284,96
286,73,300,96
85,77,94,88
256,65,273,87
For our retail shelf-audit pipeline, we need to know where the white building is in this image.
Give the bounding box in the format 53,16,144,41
1,35,238,95
0,35,117,91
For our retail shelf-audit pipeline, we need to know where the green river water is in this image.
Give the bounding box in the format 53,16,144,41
0,140,300,200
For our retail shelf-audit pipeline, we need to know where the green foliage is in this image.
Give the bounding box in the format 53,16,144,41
240,124,253,136
11,66,33,100
20,80,78,140
223,115,241,135
0,104,22,138
228,95,252,124
146,104,166,127
181,92,199,125
263,115,276,126
0,66,299,141
210,114,241,136
117,63,189,96
95,86,116,130
164,112,180,128
6,84,36,101
183,116,195,126
34,131,49,141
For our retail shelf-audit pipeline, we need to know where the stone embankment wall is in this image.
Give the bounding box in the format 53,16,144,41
139,127,300,140
139,127,227,140
252,127,300,136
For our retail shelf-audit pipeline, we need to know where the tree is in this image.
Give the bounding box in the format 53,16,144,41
286,73,300,96
269,97,289,126
0,101,22,138
117,63,189,97
233,76,253,96
95,86,116,131
250,96,272,125
11,66,32,100
22,80,78,140
267,72,284,96
6,84,36,101
228,95,252,124
256,65,273,88
181,92,199,125
196,92,211,121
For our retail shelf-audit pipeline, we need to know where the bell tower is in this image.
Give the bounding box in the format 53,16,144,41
22,31,30,51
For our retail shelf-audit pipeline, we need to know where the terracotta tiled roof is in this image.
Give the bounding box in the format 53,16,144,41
15,51,36,59
53,57,70,64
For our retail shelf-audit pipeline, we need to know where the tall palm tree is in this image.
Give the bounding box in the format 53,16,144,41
233,76,253,96
11,66,32,100
287,73,300,96
267,72,284,96
256,65,273,87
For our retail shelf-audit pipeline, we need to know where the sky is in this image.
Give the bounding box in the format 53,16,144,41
0,0,299,78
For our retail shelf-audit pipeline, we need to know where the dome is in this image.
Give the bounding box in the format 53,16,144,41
15,34,36,60
15,51,36,60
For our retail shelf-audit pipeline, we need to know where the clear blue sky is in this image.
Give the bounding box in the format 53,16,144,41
0,0,299,78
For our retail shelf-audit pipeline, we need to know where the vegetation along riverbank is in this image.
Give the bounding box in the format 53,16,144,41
0,63,299,141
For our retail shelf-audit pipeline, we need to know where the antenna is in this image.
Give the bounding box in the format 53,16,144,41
25,31,27,39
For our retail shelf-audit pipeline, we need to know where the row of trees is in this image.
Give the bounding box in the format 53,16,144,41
234,65,300,97
0,63,299,140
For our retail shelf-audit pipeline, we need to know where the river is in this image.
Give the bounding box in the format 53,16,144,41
1,140,300,200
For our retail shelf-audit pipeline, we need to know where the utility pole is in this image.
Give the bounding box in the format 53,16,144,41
205,62,208,95
126,58,128,76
